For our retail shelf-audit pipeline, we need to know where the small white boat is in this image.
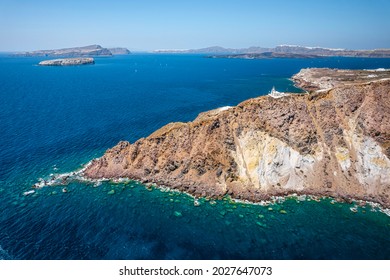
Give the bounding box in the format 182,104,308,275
23,190,35,196
350,206,358,213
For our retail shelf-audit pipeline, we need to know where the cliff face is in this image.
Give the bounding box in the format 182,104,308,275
108,48,131,55
83,68,390,207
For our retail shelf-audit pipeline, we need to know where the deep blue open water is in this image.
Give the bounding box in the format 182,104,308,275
0,54,389,259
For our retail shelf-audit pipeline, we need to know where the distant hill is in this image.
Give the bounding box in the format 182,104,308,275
108,48,131,55
153,46,268,54
14,45,131,57
153,45,390,58
14,45,111,57
272,45,390,57
210,52,321,59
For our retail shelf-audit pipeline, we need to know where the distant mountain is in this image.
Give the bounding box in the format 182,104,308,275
272,45,390,57
188,46,234,53
153,46,258,54
153,46,238,54
210,52,321,59
189,46,274,54
153,45,390,58
108,48,131,55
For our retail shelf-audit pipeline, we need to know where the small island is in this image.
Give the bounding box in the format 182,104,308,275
38,57,95,66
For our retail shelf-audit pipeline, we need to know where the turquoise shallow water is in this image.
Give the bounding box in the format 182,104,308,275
0,54,389,259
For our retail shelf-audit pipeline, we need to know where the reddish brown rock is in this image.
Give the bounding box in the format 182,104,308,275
83,68,390,207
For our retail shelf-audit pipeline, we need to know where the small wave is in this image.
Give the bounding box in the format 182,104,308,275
232,194,390,217
32,160,390,218
31,158,137,191
32,160,97,189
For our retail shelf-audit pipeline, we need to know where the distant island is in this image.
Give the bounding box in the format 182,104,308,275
208,52,320,59
38,57,94,66
154,45,390,58
14,45,131,57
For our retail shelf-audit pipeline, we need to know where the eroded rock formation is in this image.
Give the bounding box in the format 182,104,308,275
83,68,390,207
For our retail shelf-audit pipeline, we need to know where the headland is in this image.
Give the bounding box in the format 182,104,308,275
83,68,390,208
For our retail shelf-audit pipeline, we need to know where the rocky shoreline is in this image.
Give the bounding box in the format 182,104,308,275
46,169,390,217
38,57,95,66
30,166,390,217
82,68,390,208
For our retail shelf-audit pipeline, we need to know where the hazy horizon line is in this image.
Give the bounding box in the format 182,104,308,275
2,43,390,53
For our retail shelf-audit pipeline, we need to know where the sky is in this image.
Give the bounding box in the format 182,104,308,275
0,0,389,51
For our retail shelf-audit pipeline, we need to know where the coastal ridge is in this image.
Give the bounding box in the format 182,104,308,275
83,68,390,208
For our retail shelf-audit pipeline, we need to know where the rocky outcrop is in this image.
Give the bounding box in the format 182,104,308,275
108,48,131,55
16,45,112,57
83,68,390,207
292,68,390,91
38,58,94,66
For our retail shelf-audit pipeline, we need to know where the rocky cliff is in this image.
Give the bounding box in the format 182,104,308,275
83,68,390,207
108,48,131,55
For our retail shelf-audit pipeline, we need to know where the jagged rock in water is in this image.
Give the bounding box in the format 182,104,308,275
38,57,95,66
83,68,390,208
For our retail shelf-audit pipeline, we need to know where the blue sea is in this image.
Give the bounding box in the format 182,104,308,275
0,54,389,260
